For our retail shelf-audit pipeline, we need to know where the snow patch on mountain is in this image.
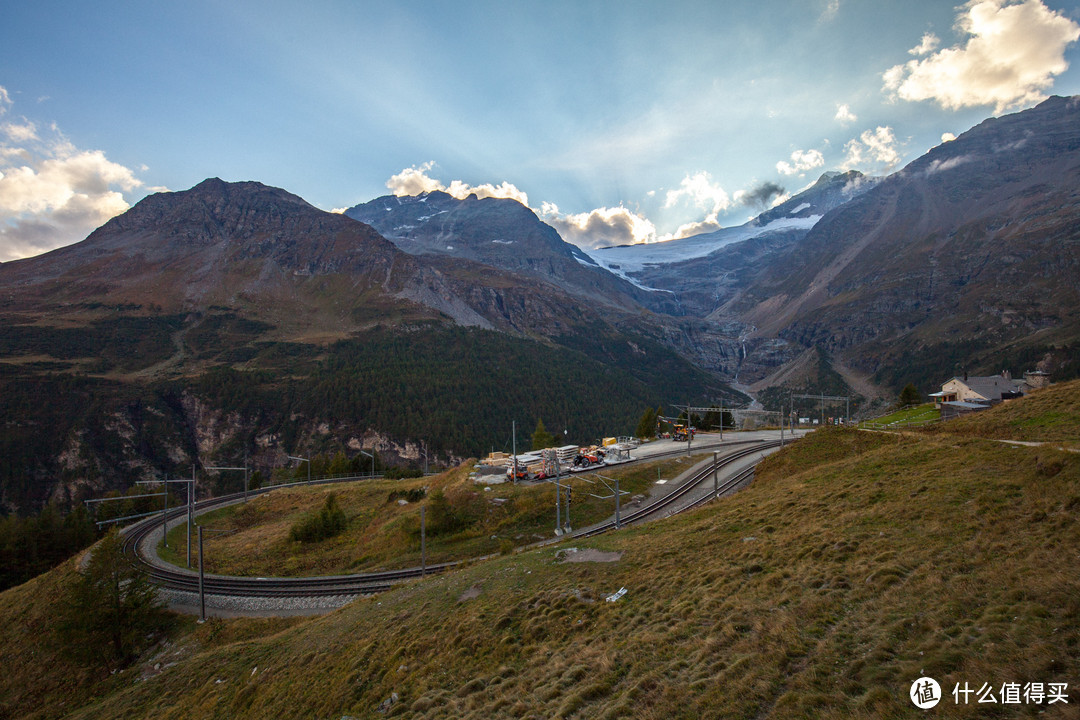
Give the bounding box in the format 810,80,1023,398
586,215,822,273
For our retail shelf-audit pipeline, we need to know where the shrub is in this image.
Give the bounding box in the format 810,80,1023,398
289,493,347,543
387,488,427,504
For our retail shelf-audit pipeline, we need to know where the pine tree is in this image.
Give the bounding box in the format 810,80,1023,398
635,407,657,439
531,418,557,450
899,383,922,407
58,528,172,667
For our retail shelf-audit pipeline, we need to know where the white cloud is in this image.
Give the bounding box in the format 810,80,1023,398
663,172,731,216
841,126,902,172
539,202,656,249
883,0,1080,113
445,179,528,206
385,162,529,205
386,161,445,196
924,155,974,175
941,132,957,143
909,32,941,56
776,148,825,176
834,103,857,124
2,120,38,143
821,0,841,22
0,87,146,261
664,218,722,240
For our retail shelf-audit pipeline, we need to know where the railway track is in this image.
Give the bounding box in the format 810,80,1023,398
120,437,790,599
573,440,782,538
121,486,457,598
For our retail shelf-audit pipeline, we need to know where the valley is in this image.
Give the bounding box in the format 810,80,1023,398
1,380,1076,718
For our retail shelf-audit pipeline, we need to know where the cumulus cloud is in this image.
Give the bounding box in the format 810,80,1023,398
0,88,145,261
665,217,722,240
776,148,825,176
883,0,1080,113
663,172,731,216
385,161,444,196
657,172,737,240
941,132,958,143
909,32,941,56
841,126,902,172
834,103,857,124
539,202,656,249
385,162,529,205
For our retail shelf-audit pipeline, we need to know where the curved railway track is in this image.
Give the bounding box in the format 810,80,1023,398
121,438,790,599
573,440,781,539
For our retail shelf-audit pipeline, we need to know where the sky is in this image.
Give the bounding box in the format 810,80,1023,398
2,0,1079,261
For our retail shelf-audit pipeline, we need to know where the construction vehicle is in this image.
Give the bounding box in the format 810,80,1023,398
672,424,696,442
573,448,603,468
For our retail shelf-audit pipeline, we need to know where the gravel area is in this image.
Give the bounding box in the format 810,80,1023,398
159,587,364,618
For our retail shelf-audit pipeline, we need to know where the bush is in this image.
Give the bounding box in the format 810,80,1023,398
289,493,347,543
387,488,427,504
424,488,484,536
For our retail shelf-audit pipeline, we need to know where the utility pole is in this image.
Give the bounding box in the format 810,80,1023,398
685,401,692,455
288,455,310,484
555,472,562,535
595,474,625,530
720,400,724,441
188,465,195,568
564,481,571,535
198,525,205,623
512,420,517,483
420,506,426,577
161,477,169,548
614,475,620,529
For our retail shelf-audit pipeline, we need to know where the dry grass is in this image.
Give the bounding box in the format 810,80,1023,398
3,385,1079,719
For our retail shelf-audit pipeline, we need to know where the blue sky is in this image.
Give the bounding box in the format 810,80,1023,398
2,0,1079,259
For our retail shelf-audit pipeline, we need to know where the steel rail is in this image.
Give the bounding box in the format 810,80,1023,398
573,440,783,538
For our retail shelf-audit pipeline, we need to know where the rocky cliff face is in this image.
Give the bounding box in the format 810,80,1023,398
346,191,682,315
733,96,1080,384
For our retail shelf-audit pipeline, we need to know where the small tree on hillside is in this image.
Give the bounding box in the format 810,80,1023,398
898,383,922,407
635,407,657,439
531,419,557,451
289,492,348,542
58,528,172,667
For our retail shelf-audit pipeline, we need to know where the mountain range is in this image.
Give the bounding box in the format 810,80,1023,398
0,96,1078,512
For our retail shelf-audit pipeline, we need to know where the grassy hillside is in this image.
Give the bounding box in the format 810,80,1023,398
1,398,1077,718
